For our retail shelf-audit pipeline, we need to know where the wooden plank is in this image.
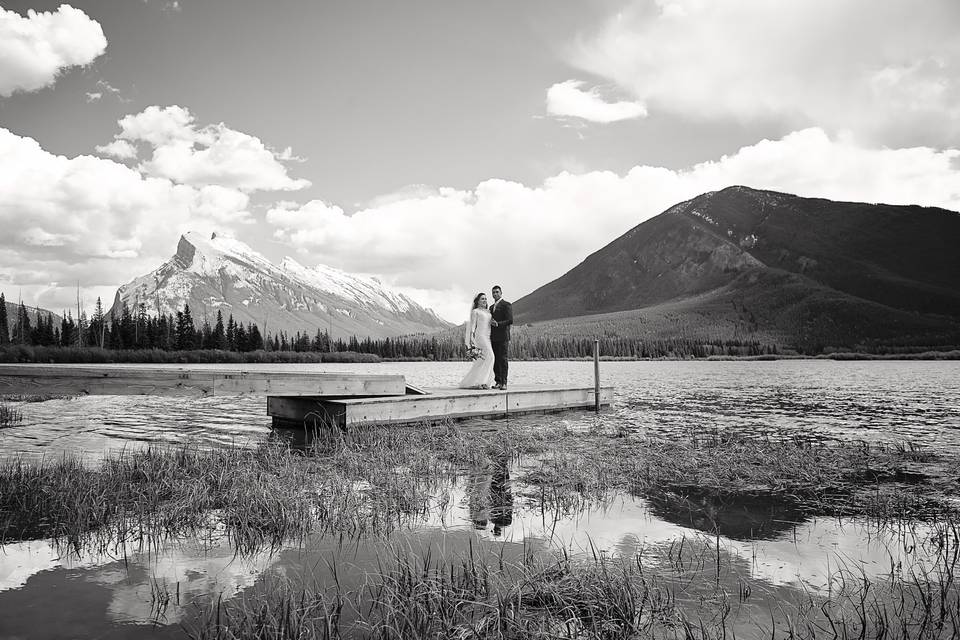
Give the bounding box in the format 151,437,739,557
0,364,406,397
504,387,614,413
336,392,507,425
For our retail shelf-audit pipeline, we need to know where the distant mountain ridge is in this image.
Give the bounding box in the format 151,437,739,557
514,186,960,352
110,232,451,339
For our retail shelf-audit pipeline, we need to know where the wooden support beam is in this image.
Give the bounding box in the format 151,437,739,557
0,364,406,397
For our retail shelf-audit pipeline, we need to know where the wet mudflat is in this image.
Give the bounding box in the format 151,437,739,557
1,360,959,638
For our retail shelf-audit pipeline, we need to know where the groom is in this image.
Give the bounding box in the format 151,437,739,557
489,285,513,390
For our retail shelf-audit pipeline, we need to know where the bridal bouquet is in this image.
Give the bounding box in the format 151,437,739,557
467,345,483,360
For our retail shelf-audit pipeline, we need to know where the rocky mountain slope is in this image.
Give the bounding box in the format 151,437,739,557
110,232,450,339
513,186,960,352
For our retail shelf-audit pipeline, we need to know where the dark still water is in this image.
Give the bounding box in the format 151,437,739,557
1,360,959,639
2,360,958,459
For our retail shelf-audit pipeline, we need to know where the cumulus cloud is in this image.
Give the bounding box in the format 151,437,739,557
267,128,960,321
99,105,311,192
0,4,107,96
95,139,138,160
0,127,252,311
546,80,647,123
570,0,960,145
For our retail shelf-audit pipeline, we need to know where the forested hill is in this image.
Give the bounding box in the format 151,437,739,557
513,186,960,354
1,298,62,343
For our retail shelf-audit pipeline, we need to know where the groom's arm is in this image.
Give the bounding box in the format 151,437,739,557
500,302,513,328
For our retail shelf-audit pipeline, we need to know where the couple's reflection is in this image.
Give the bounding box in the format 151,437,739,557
468,455,514,536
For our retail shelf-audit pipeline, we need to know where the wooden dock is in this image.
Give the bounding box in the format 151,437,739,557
0,364,406,397
0,364,614,428
268,384,615,429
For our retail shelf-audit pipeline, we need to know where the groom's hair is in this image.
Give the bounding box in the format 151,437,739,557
492,285,502,292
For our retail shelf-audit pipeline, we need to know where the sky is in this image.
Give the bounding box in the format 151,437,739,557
1,0,960,323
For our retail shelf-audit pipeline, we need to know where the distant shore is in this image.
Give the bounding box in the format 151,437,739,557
1,344,957,365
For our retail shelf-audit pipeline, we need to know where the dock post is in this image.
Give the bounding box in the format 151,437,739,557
594,339,600,413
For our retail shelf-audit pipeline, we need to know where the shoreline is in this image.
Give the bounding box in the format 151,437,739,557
0,344,958,365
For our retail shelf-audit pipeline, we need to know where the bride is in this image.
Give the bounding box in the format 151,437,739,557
459,292,495,389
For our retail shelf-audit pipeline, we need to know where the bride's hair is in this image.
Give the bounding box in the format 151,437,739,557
472,292,486,310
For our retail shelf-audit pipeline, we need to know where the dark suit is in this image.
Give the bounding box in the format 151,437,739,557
489,299,512,386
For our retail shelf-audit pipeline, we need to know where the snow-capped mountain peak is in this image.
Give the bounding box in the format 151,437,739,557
111,232,450,338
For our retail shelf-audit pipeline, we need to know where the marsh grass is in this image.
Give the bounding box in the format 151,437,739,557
2,421,955,556
0,437,466,554
0,420,540,555
0,393,74,402
516,428,960,522
0,400,22,428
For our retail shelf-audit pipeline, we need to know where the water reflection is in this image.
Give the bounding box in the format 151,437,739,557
467,454,514,536
644,488,809,540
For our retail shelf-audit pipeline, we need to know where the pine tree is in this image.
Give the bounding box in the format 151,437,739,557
15,302,32,345
117,302,135,349
60,311,74,347
234,323,248,352
175,304,197,350
0,293,8,345
89,298,106,348
136,303,149,348
226,314,236,351
248,325,264,351
200,318,213,349
210,310,226,350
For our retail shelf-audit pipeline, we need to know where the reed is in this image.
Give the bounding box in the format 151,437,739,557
0,400,22,428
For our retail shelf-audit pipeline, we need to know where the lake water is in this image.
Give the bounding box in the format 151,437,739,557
1,360,959,638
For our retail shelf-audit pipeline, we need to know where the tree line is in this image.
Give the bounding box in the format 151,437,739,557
0,291,780,360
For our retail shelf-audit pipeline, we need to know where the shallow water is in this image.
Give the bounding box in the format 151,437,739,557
1,360,959,638
3,360,959,459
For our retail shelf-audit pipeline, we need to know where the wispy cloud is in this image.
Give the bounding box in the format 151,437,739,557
546,80,647,123
0,5,107,96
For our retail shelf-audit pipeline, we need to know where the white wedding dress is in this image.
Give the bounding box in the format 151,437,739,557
459,308,495,389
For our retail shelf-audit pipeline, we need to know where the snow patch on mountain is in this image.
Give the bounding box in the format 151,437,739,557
280,257,413,314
